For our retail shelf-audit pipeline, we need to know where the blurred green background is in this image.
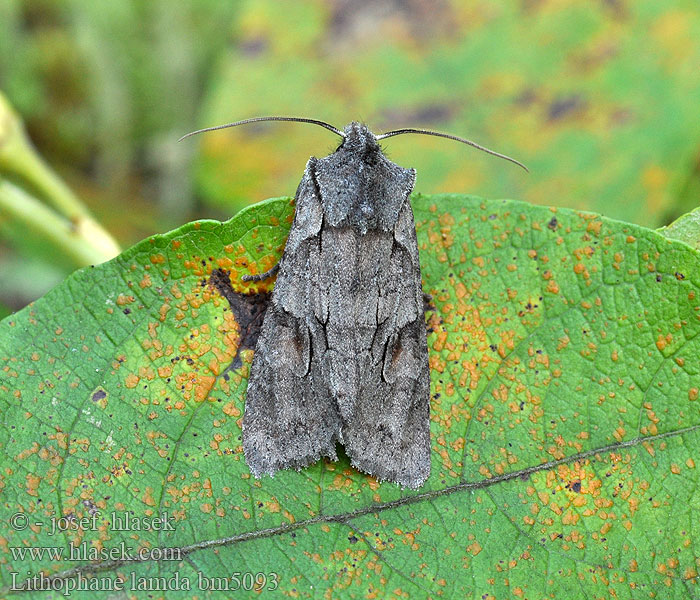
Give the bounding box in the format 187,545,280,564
1,0,700,315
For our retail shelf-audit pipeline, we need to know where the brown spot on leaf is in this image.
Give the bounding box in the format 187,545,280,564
209,268,271,369
328,0,456,47
547,95,587,121
239,36,268,57
378,102,458,129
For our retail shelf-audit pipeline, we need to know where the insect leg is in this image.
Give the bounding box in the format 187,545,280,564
242,263,280,282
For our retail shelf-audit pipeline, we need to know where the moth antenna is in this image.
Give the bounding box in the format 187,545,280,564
376,128,528,172
178,116,345,142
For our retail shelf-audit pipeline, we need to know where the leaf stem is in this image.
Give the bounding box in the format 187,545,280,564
0,92,120,261
0,180,115,267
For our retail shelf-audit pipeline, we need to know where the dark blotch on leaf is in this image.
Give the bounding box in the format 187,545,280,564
423,292,436,315
91,389,107,402
548,95,586,120
379,102,456,128
209,268,272,369
239,36,268,57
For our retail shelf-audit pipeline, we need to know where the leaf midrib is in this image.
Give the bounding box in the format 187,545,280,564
6,424,697,595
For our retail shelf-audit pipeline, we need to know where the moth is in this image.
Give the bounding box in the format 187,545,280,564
182,117,526,488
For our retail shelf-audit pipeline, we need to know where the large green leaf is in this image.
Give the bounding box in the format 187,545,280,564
1,194,699,598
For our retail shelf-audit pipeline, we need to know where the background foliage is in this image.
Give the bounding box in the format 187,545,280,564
1,0,700,311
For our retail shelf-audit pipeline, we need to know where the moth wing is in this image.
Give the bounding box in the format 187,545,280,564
341,197,431,489
242,164,342,476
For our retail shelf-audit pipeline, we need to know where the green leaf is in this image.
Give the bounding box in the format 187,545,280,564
659,205,700,250
2,194,699,598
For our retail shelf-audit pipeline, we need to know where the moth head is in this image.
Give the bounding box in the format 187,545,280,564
339,122,381,157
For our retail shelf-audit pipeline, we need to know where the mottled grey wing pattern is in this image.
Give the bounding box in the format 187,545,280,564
242,123,431,488
242,165,343,475
335,198,431,489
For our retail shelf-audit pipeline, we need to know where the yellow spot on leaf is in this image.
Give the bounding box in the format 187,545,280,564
125,374,139,388
26,473,40,496
223,402,241,417
656,334,671,351
142,488,156,506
